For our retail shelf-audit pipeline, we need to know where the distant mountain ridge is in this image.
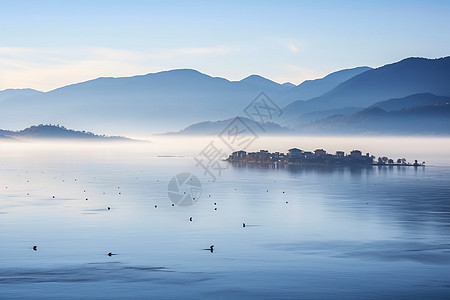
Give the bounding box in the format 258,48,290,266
0,124,128,140
370,93,450,111
279,66,372,103
239,74,292,91
166,116,291,136
0,88,43,102
282,56,450,128
0,69,293,135
0,67,368,135
298,93,450,134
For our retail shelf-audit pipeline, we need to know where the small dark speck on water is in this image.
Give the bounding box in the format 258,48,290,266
155,205,157,208
33,246,37,251
107,207,110,210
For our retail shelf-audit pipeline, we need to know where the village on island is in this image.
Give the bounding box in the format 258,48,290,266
226,148,424,167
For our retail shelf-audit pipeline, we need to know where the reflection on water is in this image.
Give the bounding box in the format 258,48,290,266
267,240,450,264
1,138,450,299
0,263,171,284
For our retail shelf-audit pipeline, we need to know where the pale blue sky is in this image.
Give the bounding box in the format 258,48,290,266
1,0,449,91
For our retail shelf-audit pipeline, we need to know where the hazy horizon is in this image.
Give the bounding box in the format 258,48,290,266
2,135,449,165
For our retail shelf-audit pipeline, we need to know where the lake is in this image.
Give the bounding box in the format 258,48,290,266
1,136,450,299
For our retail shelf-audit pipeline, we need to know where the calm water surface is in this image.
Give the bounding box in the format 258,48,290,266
0,137,449,299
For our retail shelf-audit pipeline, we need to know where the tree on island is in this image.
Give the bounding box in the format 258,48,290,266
397,158,407,165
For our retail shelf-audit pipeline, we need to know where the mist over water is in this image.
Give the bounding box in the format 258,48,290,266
1,136,450,299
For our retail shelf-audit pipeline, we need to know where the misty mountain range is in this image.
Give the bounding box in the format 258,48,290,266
298,93,450,135
1,56,449,136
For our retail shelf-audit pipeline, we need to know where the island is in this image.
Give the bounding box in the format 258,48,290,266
0,124,130,141
226,148,424,167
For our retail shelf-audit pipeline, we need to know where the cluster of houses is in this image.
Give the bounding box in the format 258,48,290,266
225,148,419,166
